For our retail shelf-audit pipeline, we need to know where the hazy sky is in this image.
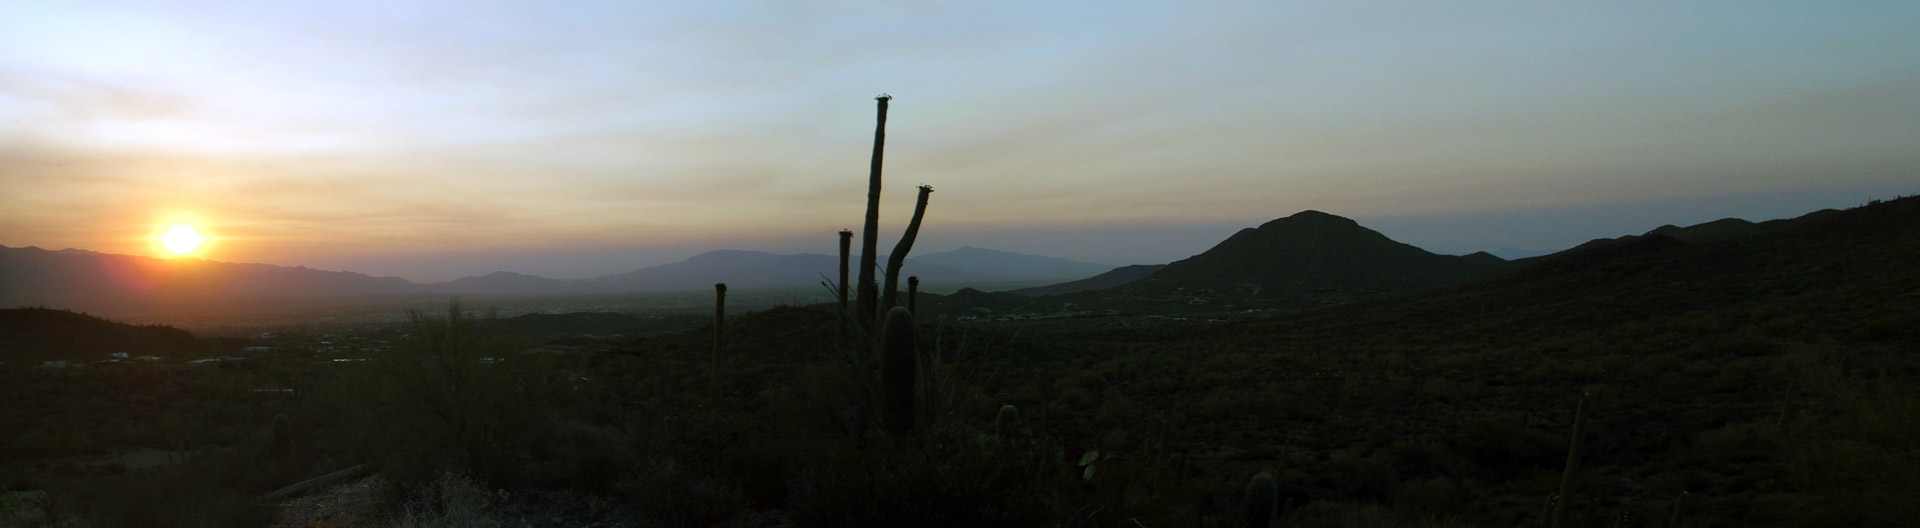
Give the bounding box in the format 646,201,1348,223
3,2,1916,281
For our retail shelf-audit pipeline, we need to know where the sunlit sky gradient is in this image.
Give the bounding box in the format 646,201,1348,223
4,2,1917,281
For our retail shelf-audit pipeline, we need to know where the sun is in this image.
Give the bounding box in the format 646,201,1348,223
160,224,205,256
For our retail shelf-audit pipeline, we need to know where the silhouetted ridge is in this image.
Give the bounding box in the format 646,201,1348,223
1129,210,1515,299
1006,264,1167,296
0,307,204,361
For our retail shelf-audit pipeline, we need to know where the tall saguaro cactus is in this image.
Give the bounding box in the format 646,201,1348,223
856,95,890,331
1551,393,1591,528
712,283,726,396
881,185,933,316
880,307,917,435
838,230,853,314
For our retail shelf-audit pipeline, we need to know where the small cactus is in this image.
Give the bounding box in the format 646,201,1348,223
1246,472,1278,528
271,413,291,461
880,307,916,435
906,276,920,316
995,404,1019,437
1551,393,1591,528
1667,491,1688,528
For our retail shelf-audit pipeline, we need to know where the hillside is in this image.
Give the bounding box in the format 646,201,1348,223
1124,210,1517,300
1006,264,1166,297
0,308,206,362
1022,196,1920,526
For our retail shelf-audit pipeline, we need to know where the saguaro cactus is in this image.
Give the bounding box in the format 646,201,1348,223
856,95,890,331
995,404,1019,437
712,283,726,395
880,307,917,435
1551,393,1591,528
838,230,853,314
1667,491,1688,528
1246,472,1279,528
881,185,933,317
906,276,920,317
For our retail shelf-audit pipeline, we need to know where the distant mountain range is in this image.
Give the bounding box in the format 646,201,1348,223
4,207,1839,316
0,244,1115,312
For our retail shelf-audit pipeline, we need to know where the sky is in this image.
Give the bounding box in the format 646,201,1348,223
3,1,1917,282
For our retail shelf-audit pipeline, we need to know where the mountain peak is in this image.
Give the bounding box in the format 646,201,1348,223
1259,210,1362,229
1133,211,1517,298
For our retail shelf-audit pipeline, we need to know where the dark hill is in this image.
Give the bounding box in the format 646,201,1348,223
1006,264,1166,297
0,308,205,361
1257,197,1920,343
1126,210,1517,299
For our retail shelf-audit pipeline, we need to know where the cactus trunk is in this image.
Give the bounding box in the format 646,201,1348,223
1667,491,1687,528
1551,393,1591,528
906,276,919,317
1246,472,1278,528
712,283,726,396
995,404,1019,438
881,185,932,318
838,230,852,315
856,95,889,331
880,307,916,435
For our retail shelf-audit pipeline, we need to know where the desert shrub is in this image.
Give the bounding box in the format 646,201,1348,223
1279,500,1395,528
61,449,274,528
785,428,1052,527
1450,415,1562,478
1783,351,1920,525
1326,449,1397,500
392,472,507,528
619,457,743,527
1393,476,1461,517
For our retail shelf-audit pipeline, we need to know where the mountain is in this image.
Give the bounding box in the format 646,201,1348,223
906,246,1112,282
0,245,422,310
1248,197,1920,346
1006,264,1166,297
1514,216,1784,268
1124,210,1518,299
0,307,207,361
0,245,1055,311
439,271,575,295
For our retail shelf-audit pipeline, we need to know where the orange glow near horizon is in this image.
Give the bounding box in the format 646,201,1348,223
160,224,205,257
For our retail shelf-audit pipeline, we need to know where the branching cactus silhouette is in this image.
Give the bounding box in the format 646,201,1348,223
881,185,932,317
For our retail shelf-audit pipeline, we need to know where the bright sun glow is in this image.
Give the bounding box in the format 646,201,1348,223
160,225,205,256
